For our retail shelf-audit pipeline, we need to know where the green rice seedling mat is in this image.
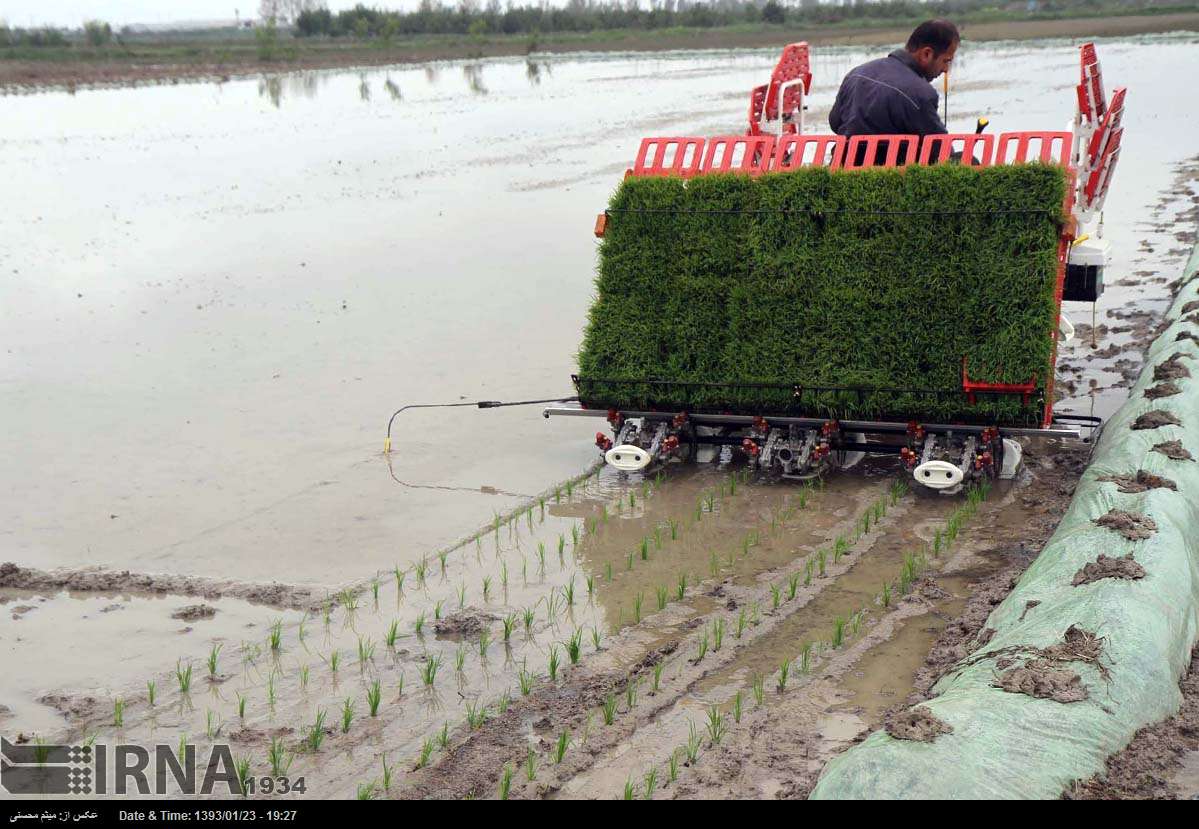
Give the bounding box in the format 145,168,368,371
576,163,1068,425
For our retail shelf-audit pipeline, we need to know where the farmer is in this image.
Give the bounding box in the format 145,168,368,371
829,19,958,146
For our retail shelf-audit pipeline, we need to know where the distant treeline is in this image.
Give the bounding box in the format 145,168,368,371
293,0,1187,37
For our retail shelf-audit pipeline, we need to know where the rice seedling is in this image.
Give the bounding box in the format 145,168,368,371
769,582,781,611
112,698,125,727
685,723,701,764
322,601,332,627
705,706,727,745
522,606,535,636
176,734,188,764
146,680,156,707
176,660,193,694
752,674,765,706
421,654,441,687
382,756,393,792
367,680,382,717
482,576,492,601
438,721,449,748
372,577,381,604
591,626,603,652
413,612,426,637
268,619,283,652
465,699,487,729
563,575,576,606
933,528,943,558
340,698,355,733
623,779,636,800
339,588,360,612
498,763,513,800
525,747,538,781
605,562,613,582
414,559,428,586
328,649,341,674
804,557,814,587
851,608,865,635
881,581,892,608
571,524,579,546
625,551,635,571
818,548,828,577
306,710,328,752
586,574,595,598
500,561,509,589
298,614,307,642
565,628,583,665
394,565,406,593
776,659,791,693
639,537,649,561
644,767,657,799
832,617,846,648
741,535,750,557
478,629,491,658
625,677,638,711
602,692,618,725
712,618,725,651
501,613,517,643
600,504,609,524
545,592,561,622
453,642,467,674
676,572,688,601
300,665,309,689
497,690,511,715
236,691,246,719
518,667,535,696
799,642,813,674
586,516,596,536
633,592,644,624
266,673,277,708
736,607,747,639
668,518,679,541
268,736,293,777
652,661,664,693
547,645,561,681
668,750,680,782
235,757,252,797
695,630,709,661
656,586,668,611
553,730,570,764
694,501,703,523
834,535,849,562
752,602,763,625
653,526,663,550
725,549,736,569
358,636,375,665
415,738,434,769
527,506,535,530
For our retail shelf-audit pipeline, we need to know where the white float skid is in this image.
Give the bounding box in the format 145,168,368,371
543,405,1086,494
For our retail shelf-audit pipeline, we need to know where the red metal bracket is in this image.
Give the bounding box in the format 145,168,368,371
843,134,918,169
918,133,995,166
1077,43,1106,124
962,357,1037,406
773,134,845,171
995,131,1073,165
701,135,776,176
632,137,706,177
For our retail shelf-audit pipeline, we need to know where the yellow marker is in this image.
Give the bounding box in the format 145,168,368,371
1072,234,1090,247
384,436,391,454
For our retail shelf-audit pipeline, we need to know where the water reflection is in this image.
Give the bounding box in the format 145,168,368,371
463,63,488,96
358,75,371,102
255,70,329,108
525,60,553,86
384,77,402,101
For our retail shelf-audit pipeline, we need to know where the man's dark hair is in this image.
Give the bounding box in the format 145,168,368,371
906,19,960,55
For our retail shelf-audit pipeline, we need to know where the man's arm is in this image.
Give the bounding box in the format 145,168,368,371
829,88,845,134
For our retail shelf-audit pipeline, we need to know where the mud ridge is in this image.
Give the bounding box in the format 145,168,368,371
0,562,327,611
1131,411,1182,430
1152,439,1194,461
1097,470,1178,493
884,706,952,742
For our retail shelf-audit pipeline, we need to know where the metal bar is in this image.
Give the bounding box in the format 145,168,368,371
542,405,1083,439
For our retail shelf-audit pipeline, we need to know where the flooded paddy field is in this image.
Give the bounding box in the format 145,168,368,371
2,33,1199,799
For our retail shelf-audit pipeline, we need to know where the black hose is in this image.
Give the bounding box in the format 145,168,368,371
384,395,579,452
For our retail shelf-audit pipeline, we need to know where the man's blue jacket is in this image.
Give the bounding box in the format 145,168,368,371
829,49,948,138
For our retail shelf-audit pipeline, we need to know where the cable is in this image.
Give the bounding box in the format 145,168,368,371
384,395,579,453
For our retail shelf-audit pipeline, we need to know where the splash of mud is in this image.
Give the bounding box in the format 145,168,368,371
1095,509,1158,540
1152,440,1195,461
1131,411,1182,430
884,706,953,742
993,658,1089,703
1072,553,1147,586
1097,470,1179,493
1145,382,1183,400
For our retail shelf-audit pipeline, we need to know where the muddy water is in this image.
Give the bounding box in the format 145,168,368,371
3,35,1197,589
3,34,1199,793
